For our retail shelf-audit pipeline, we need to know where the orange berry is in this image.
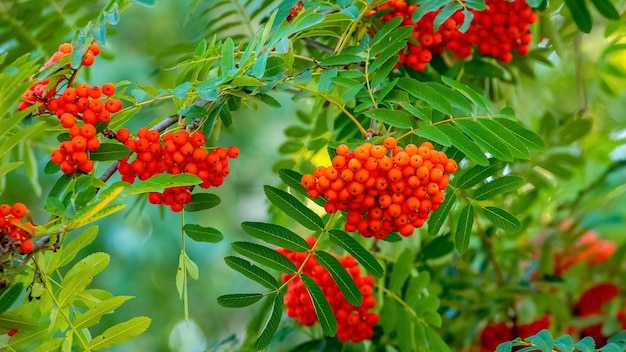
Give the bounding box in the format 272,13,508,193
11,203,28,218
60,113,75,128
383,137,397,150
20,239,34,254
76,83,89,97
101,83,116,96
116,128,130,142
59,43,72,54
105,98,122,113
81,52,95,66
336,144,350,156
89,43,101,56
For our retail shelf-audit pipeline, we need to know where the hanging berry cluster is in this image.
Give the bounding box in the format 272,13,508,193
0,203,35,254
375,0,536,70
301,137,457,239
116,128,240,212
18,42,124,175
278,237,379,343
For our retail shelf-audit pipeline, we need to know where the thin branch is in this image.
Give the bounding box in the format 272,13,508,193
302,38,334,53
475,217,505,285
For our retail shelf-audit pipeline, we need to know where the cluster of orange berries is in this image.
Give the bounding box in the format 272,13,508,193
301,137,457,239
375,0,536,70
278,237,378,343
116,128,239,212
48,83,122,174
0,203,35,254
18,43,101,112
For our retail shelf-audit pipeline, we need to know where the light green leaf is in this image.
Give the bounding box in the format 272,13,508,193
0,311,40,330
254,293,284,350
74,296,134,329
482,206,521,232
440,76,491,112
436,123,489,166
453,159,501,189
241,222,310,252
364,109,413,129
232,241,298,273
218,293,264,308
389,249,413,294
224,256,279,289
264,185,324,230
415,125,452,146
88,316,151,350
58,265,97,308
455,204,474,252
495,118,546,150
473,175,525,201
301,274,337,336
321,55,363,66
183,224,223,243
231,76,264,87
221,37,235,75
316,251,362,306
328,230,384,277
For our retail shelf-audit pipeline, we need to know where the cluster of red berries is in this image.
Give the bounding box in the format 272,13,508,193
278,237,378,343
0,203,35,254
575,283,626,346
301,137,457,239
479,315,550,352
19,43,101,112
375,0,536,70
116,128,240,212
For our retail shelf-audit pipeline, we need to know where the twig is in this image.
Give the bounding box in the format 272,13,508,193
475,217,505,285
302,38,334,53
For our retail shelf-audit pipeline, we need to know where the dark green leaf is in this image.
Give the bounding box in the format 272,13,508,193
453,159,502,189
564,0,592,33
217,293,264,307
363,109,413,129
224,256,279,289
241,222,310,252
254,293,284,350
183,224,223,243
277,169,325,207
328,230,383,277
232,241,298,273
478,119,531,159
371,17,403,45
321,55,363,66
398,78,454,116
482,206,521,232
184,193,221,212
440,76,491,112
88,143,131,161
455,120,513,161
301,274,337,336
0,283,23,314
264,185,324,230
455,204,474,252
424,326,451,352
316,251,362,306
415,125,452,146
427,192,456,235
473,175,525,200
436,123,489,166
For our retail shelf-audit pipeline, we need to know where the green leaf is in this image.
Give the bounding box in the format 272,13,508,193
495,341,513,352
241,222,310,252
231,76,264,87
473,175,525,201
232,241,298,273
564,0,592,33
371,16,403,45
321,55,363,66
264,185,324,230
398,78,454,116
254,293,284,350
252,51,268,78
527,329,554,352
405,272,430,306
172,81,192,99
316,251,362,306
554,335,574,352
221,37,235,75
415,125,452,146
183,224,223,243
58,265,97,308
134,0,155,6
455,204,474,252
389,249,413,294
74,296,134,329
56,226,99,269
88,316,151,350
278,169,325,207
459,9,474,33
453,159,501,189
184,193,221,212
425,326,451,352
440,76,491,112
436,123,489,166
455,120,513,162
482,206,521,232
434,3,463,31
0,283,23,314
396,308,413,352
573,337,595,352
590,0,620,19
478,119,531,159
224,256,279,289
88,143,131,161
363,109,413,129
217,293,264,307
0,311,39,330
427,192,456,235
301,274,337,336
0,161,24,178
328,229,384,277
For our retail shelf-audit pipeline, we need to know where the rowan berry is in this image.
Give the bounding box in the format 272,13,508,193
101,83,116,96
